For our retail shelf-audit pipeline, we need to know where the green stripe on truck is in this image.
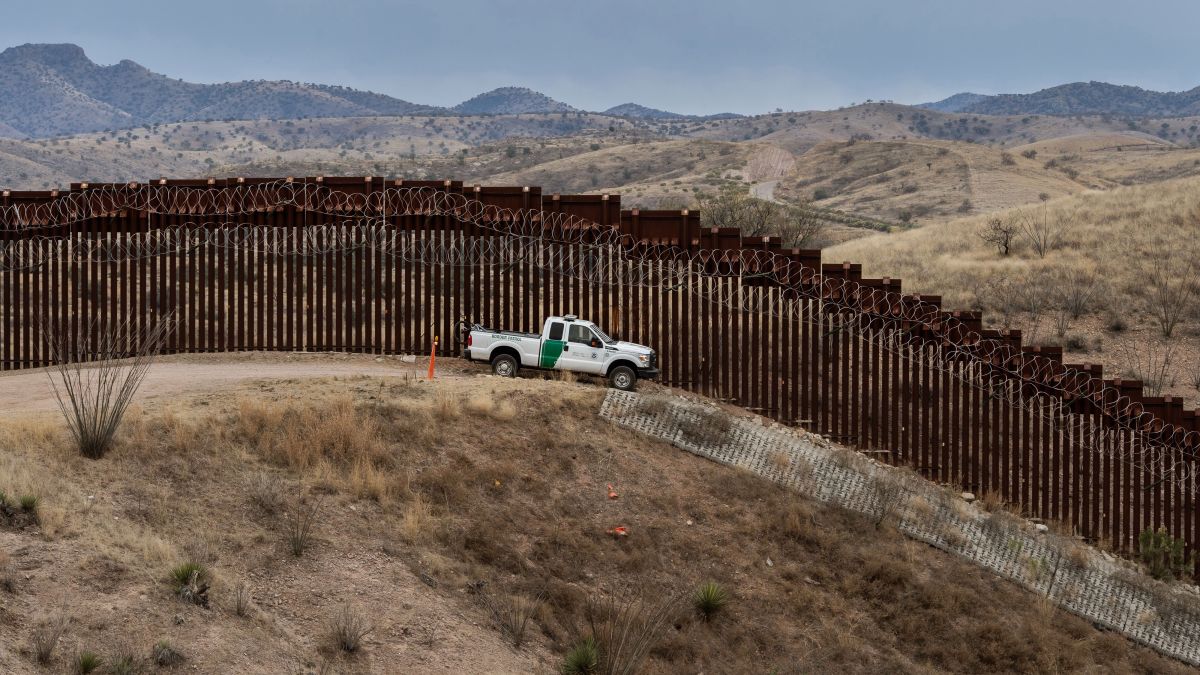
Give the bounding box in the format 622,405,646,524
540,340,565,368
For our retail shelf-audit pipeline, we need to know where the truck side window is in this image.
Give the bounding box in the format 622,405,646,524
568,324,593,344
548,322,564,341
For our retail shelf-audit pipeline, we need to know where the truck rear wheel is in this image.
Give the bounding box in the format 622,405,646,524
492,353,519,378
609,365,636,391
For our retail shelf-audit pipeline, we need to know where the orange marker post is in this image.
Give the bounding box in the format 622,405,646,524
427,336,438,380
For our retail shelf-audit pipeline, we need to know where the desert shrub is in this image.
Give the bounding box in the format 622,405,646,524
45,315,173,459
0,550,15,593
561,637,599,674
585,590,678,675
432,391,460,422
108,646,137,675
1021,149,1038,159
1000,152,1015,166
1063,334,1088,352
247,472,284,516
31,612,68,664
680,408,732,448
171,561,211,607
285,494,321,556
151,640,184,666
328,604,374,652
74,650,102,674
18,494,39,513
812,188,830,201
1138,527,1191,581
693,582,728,621
483,590,545,649
233,580,251,617
978,217,1017,257
635,395,671,417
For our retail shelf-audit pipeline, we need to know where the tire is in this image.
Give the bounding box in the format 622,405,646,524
492,353,519,378
609,365,637,391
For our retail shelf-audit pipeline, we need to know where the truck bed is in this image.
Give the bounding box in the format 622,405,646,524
471,324,539,339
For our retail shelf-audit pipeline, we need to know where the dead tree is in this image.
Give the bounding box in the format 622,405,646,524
978,216,1018,256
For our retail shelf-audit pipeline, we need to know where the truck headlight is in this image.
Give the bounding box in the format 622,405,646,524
638,354,650,363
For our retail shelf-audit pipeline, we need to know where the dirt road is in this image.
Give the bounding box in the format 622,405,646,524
0,352,469,415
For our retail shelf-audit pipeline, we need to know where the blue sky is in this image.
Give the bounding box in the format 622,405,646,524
2,0,1197,115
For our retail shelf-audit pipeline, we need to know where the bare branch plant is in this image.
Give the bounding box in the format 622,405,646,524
44,315,174,459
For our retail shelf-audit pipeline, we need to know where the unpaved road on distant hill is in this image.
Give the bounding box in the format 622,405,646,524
0,352,473,414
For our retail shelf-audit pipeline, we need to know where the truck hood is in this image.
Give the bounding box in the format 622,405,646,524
609,341,653,356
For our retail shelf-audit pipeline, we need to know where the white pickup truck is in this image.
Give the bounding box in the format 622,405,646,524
461,315,658,390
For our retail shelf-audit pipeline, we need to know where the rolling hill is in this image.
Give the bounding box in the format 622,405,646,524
923,82,1200,117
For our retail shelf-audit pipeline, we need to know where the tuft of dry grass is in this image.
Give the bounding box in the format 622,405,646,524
284,493,321,557
464,393,517,421
247,471,285,516
30,612,68,664
482,589,545,650
584,589,679,675
233,580,252,617
0,550,14,593
327,603,374,652
679,407,733,448
400,493,434,543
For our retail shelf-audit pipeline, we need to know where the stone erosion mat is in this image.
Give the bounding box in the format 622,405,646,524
599,389,1200,667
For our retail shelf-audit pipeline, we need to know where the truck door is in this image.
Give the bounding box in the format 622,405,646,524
559,323,604,374
539,321,566,368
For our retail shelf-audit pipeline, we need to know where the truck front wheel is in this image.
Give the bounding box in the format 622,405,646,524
492,353,519,378
609,365,637,391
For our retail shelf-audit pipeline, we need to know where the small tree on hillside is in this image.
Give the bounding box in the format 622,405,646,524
1140,238,1199,338
978,217,1018,256
1014,205,1068,258
1049,267,1102,337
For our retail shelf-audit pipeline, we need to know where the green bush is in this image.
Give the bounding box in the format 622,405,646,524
170,561,211,606
18,495,38,513
812,188,830,201
693,581,728,621
1139,527,1192,581
74,650,102,674
560,637,599,675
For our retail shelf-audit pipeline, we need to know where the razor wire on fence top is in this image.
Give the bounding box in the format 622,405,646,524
2,179,1198,482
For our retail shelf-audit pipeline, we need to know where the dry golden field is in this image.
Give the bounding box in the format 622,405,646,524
827,177,1200,405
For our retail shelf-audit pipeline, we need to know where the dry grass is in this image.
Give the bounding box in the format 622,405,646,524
233,580,252,617
679,407,733,448
327,604,373,653
284,493,321,557
30,612,68,664
828,177,1200,405
483,589,545,650
0,370,1191,673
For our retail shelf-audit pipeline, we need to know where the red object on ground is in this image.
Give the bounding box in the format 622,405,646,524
607,526,629,537
427,336,438,380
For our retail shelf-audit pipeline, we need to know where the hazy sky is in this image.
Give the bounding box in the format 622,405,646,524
2,0,1197,115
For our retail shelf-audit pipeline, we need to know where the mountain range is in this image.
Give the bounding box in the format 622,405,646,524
920,82,1200,117
0,43,732,138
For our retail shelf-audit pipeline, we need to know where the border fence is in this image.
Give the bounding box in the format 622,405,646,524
1,176,1197,573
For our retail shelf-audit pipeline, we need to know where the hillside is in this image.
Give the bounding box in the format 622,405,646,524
0,354,1190,673
452,87,577,115
0,44,443,137
826,176,1200,405
7,95,1200,232
924,82,1200,117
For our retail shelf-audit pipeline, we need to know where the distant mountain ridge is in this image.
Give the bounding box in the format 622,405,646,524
603,103,742,121
452,86,576,115
920,82,1200,117
0,43,745,138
